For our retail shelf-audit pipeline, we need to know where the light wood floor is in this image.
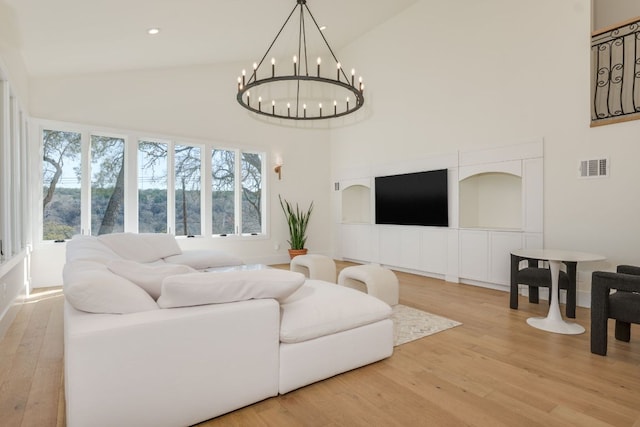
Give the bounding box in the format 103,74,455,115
1,261,639,427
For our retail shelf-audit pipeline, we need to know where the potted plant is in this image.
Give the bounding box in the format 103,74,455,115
279,195,314,259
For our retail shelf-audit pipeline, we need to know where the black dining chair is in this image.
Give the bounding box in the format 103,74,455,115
590,265,640,356
510,254,577,318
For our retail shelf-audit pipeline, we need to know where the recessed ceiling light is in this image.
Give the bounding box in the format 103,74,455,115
147,28,160,35
320,26,327,31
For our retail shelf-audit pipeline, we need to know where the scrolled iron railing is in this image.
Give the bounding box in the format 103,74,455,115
591,17,640,126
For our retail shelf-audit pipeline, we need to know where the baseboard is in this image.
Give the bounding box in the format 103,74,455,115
459,278,510,293
0,297,22,341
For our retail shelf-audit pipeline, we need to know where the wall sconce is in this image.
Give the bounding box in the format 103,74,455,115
274,157,283,180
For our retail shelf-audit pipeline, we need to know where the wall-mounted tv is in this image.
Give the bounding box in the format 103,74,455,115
375,169,448,227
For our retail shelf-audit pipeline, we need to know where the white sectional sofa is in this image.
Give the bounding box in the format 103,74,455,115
63,233,393,427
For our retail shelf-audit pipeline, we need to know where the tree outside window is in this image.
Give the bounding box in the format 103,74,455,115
212,149,235,235
42,129,81,240
175,145,201,236
41,128,264,239
138,141,168,233
91,135,125,235
241,152,262,234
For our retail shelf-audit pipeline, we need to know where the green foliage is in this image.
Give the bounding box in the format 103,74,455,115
43,222,76,241
279,195,313,250
42,187,259,239
43,187,81,240
42,133,264,239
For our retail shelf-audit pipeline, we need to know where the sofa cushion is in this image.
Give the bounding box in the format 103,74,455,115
98,233,182,263
163,250,243,270
107,259,196,300
279,280,392,344
157,270,305,308
63,260,159,314
66,235,122,263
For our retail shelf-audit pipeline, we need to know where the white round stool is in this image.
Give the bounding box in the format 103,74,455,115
290,254,337,283
338,264,399,306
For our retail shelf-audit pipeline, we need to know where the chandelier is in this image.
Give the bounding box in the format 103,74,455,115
236,0,365,121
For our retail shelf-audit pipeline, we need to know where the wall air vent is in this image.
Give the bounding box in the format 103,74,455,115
579,158,609,178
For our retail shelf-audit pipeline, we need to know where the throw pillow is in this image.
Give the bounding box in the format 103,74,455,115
98,233,182,263
66,235,121,263
63,260,159,314
157,269,305,308
107,259,196,300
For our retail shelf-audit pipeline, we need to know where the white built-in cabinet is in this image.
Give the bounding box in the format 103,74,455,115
337,140,543,290
458,229,542,286
341,223,373,263
378,226,449,274
340,223,449,276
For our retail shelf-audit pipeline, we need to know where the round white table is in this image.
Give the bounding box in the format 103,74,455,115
511,248,605,335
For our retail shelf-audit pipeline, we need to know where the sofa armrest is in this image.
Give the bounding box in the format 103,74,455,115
65,299,280,427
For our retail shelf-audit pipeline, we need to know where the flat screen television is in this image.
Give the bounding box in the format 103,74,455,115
375,169,448,227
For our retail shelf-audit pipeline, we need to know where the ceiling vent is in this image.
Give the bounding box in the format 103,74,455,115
579,158,609,178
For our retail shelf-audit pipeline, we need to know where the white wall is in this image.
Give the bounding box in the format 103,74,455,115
330,0,640,293
28,62,333,286
0,1,29,107
593,0,640,30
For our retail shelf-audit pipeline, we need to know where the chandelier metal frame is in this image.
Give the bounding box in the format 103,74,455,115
236,0,365,121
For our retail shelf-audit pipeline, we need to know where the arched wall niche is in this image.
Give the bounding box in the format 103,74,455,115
459,172,523,230
341,184,371,223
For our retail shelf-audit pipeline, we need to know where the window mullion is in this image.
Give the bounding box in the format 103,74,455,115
124,135,137,233
167,142,176,234
80,131,91,235
234,149,242,235
10,96,20,253
202,145,212,237
0,81,9,257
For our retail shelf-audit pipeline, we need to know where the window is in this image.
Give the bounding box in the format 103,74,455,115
174,144,201,236
241,152,263,234
91,135,125,235
40,123,265,240
212,150,265,235
0,79,30,259
212,149,235,235
138,141,168,233
42,129,82,240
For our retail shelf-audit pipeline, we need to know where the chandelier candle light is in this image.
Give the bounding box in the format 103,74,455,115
236,0,365,121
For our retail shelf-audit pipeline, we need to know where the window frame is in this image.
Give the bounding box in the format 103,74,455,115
37,120,268,242
0,78,31,263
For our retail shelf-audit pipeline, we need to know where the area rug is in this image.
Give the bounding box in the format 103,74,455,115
392,304,462,346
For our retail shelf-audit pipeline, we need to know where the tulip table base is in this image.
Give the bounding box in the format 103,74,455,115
512,249,605,335
525,259,586,335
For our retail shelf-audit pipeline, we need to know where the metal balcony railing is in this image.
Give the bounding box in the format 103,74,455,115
591,17,640,126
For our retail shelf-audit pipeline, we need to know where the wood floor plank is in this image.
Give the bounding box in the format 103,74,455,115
0,293,55,427
21,292,65,427
1,262,639,426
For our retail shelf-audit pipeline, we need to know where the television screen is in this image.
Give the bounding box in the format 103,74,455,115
375,169,448,227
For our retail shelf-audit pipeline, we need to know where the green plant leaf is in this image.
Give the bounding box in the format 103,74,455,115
279,194,313,250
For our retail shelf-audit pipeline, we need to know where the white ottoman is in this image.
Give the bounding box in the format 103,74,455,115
290,254,337,283
338,264,399,306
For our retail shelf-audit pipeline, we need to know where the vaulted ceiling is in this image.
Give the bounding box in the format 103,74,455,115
3,0,418,77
